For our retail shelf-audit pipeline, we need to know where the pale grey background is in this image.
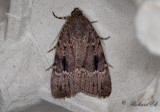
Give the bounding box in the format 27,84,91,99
19,101,71,112
0,0,160,112
0,0,71,112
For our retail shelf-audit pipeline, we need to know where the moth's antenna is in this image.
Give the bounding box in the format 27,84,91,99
52,11,70,20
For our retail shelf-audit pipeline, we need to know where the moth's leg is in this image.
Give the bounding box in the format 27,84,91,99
45,64,54,71
49,36,59,48
99,36,111,45
107,63,113,68
100,36,111,40
52,11,70,20
47,46,56,53
90,21,98,24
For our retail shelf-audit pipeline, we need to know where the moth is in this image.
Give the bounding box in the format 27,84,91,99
48,8,112,98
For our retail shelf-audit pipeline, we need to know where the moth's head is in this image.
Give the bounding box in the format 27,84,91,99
71,8,83,17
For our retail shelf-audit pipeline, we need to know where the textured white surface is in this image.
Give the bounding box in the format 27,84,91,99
0,0,160,112
136,0,160,55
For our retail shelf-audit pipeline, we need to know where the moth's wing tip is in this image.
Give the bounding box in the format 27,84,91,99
52,94,73,99
97,90,112,98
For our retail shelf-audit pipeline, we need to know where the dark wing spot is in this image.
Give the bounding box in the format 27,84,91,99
62,57,66,71
59,86,62,91
64,46,66,50
94,56,99,70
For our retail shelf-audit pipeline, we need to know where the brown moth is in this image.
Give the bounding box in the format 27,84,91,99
49,8,111,98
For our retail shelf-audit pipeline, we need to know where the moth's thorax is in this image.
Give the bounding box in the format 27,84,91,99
68,21,89,39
